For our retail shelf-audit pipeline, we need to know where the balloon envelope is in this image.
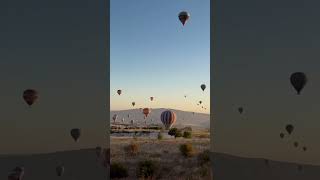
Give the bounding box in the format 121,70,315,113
290,72,307,95
23,89,38,106
117,89,122,95
178,11,190,26
200,84,206,91
70,128,81,142
286,124,294,134
160,110,177,130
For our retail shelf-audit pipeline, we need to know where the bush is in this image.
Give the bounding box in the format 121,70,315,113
183,131,192,139
110,162,128,179
157,133,163,140
168,128,178,137
175,129,183,138
124,143,139,156
198,150,210,166
137,160,158,179
179,143,194,157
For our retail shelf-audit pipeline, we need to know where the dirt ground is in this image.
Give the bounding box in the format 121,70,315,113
111,131,211,180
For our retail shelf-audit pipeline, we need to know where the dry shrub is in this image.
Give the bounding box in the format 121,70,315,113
179,143,194,157
110,162,129,179
136,160,159,179
198,150,210,166
124,142,139,156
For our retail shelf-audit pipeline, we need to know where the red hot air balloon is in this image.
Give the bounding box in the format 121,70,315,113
178,11,190,26
23,89,38,106
143,108,150,118
161,110,177,130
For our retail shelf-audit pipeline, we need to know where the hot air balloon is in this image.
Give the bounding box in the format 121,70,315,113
200,84,206,91
184,95,187,98
117,89,122,95
96,146,102,158
132,102,135,107
199,101,202,104
8,166,24,180
150,97,154,101
160,110,177,130
286,124,294,135
70,128,81,142
56,165,64,177
290,72,307,95
294,142,299,148
23,89,38,106
112,114,118,123
280,133,284,139
238,107,243,114
178,11,190,26
303,146,307,151
143,108,150,118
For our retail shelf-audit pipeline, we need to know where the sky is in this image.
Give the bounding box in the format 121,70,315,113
212,0,320,165
110,0,210,114
0,0,107,154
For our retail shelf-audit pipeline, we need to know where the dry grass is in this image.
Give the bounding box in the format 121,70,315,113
111,130,211,180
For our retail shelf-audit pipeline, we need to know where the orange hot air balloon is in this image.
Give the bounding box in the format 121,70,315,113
143,108,151,118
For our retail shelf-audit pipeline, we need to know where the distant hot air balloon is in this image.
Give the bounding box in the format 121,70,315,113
199,101,202,104
238,107,244,114
200,84,206,91
70,128,81,142
112,114,118,123
150,97,154,101
143,108,150,118
178,11,190,26
132,102,135,107
117,89,122,95
303,146,307,151
161,110,177,130
56,165,64,177
280,133,284,139
286,124,294,135
290,72,307,95
96,146,102,158
23,89,38,106
184,95,187,98
294,142,299,148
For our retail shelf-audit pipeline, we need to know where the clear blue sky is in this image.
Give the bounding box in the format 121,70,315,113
110,0,210,113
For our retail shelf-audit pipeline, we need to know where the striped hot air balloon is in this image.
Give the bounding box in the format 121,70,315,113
161,110,177,130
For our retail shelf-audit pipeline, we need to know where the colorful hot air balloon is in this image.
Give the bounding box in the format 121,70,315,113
290,72,307,95
286,124,294,135
70,128,81,142
56,165,64,177
161,110,177,130
200,84,206,91
23,89,38,106
117,89,122,95
132,102,135,107
143,108,150,118
150,97,154,101
178,11,190,26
